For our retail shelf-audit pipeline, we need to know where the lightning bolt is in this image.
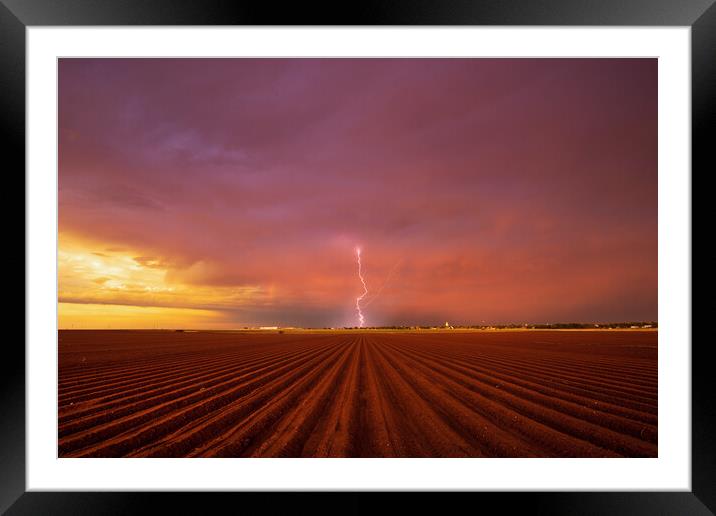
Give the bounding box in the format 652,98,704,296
355,247,368,328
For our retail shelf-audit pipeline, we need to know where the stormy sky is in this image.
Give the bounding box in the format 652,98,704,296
58,58,657,328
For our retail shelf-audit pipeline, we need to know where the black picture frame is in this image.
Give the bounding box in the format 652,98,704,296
3,1,710,514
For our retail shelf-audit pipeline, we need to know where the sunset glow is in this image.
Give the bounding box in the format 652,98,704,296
58,58,657,328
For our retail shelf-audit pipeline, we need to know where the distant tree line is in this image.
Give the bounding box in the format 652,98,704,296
509,322,658,329
342,322,658,330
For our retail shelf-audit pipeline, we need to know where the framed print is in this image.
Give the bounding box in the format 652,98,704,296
5,0,711,514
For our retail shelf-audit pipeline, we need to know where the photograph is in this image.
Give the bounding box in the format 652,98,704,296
57,57,658,459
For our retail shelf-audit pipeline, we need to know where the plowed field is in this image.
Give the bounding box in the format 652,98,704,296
58,330,657,457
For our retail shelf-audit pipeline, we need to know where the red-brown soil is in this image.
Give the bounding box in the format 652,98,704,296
58,330,657,457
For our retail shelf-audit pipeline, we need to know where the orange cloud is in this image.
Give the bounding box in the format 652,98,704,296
58,232,267,324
